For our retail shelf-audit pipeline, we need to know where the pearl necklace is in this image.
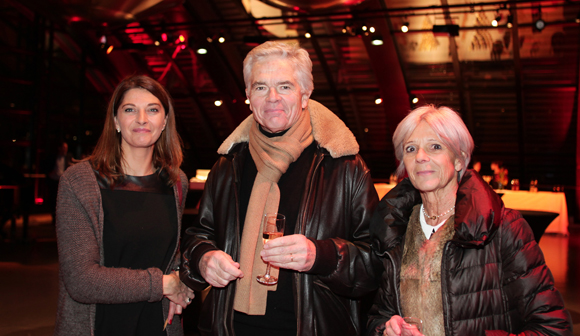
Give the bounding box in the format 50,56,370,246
422,205,455,220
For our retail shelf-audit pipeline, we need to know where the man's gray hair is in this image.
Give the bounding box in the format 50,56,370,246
243,41,314,97
392,105,474,180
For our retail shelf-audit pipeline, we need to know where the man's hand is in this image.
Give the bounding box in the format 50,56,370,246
199,250,243,287
260,234,316,272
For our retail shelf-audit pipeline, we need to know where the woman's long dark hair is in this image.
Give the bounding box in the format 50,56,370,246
88,75,183,186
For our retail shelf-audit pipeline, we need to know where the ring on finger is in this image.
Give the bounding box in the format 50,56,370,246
186,297,191,303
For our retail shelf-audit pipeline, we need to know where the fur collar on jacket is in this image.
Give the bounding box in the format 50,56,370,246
371,170,504,254
217,99,359,158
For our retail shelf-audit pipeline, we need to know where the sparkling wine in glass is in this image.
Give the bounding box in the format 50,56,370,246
256,213,285,285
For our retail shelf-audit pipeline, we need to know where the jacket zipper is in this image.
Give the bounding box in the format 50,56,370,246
227,150,242,336
386,250,403,316
295,148,325,335
165,182,181,274
441,242,452,336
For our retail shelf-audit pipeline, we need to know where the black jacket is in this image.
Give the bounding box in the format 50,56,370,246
180,100,379,336
367,170,572,336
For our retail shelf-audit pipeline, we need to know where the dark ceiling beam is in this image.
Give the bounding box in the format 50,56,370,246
307,24,348,122
347,93,369,151
440,0,469,119
126,1,573,30
320,21,368,150
575,19,580,219
361,0,410,136
182,0,250,126
158,49,221,150
510,4,526,180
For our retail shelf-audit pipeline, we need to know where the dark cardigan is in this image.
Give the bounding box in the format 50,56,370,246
54,161,188,336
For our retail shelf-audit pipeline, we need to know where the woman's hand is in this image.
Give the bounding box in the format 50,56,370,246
383,316,423,336
162,271,194,308
162,271,195,326
164,301,183,327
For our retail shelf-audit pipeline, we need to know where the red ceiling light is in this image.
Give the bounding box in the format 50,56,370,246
161,33,168,42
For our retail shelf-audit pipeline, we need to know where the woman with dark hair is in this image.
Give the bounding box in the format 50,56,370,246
54,75,194,336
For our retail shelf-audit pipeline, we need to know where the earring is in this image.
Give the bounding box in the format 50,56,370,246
116,128,120,133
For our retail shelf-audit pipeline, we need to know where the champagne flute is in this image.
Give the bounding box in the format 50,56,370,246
256,213,285,285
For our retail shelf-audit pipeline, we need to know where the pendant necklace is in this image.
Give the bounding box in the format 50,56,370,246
422,205,455,220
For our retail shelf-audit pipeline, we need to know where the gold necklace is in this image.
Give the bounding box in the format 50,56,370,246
422,205,455,220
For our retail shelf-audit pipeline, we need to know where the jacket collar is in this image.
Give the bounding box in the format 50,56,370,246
375,169,504,253
217,99,359,159
453,169,504,247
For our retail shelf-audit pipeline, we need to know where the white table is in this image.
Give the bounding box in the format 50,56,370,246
496,189,568,235
374,183,569,236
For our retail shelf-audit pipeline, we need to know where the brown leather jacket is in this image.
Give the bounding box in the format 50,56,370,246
181,141,379,336
367,170,572,336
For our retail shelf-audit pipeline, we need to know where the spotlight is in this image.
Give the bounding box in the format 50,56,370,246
214,100,223,107
161,33,168,42
218,36,225,43
576,12,580,24
245,99,250,105
492,15,501,27
197,48,207,54
99,35,107,49
401,22,409,33
362,25,368,31
178,35,185,43
371,36,383,46
106,45,114,54
412,96,419,104
534,18,545,31
506,15,513,28
374,96,383,105
369,27,375,33
305,31,312,38
533,6,545,32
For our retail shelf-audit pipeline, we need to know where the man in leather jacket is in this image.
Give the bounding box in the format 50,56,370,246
180,41,379,336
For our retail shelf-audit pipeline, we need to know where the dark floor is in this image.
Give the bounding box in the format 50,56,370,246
1,214,579,335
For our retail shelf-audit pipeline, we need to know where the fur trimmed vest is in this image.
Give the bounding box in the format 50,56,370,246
400,205,454,336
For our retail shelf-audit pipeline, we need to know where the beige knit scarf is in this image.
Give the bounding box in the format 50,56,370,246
233,108,313,315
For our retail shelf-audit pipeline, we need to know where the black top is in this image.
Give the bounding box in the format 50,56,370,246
234,128,316,336
94,171,177,336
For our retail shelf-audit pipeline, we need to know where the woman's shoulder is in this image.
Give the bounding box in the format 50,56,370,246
61,161,99,190
62,160,93,178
